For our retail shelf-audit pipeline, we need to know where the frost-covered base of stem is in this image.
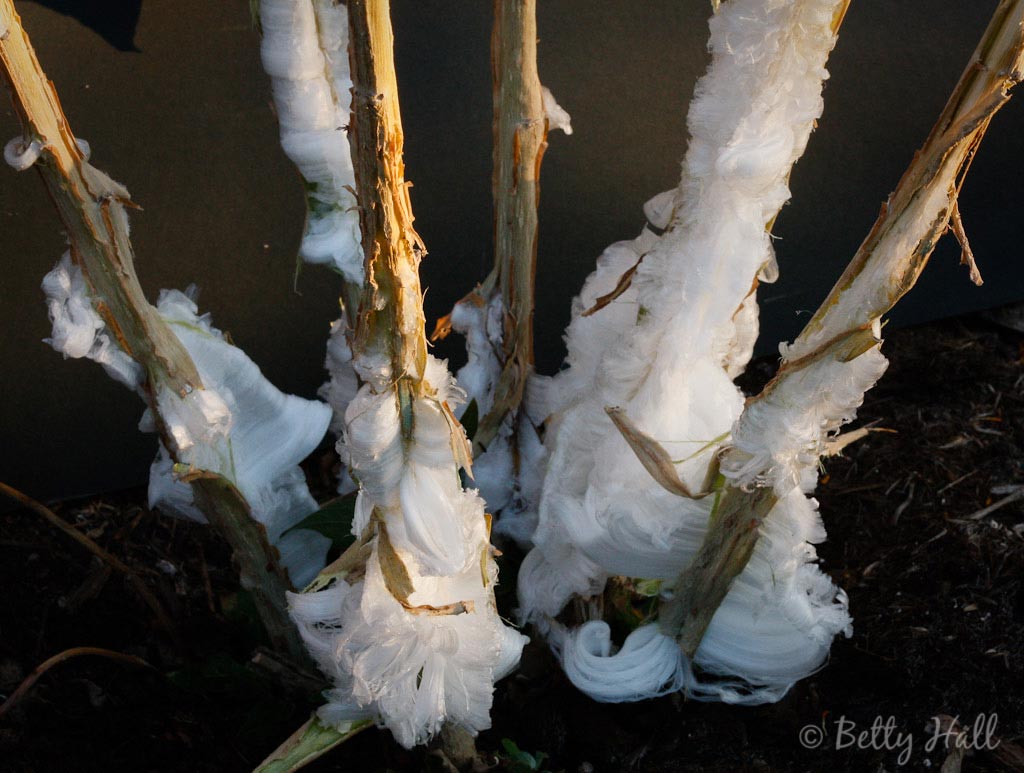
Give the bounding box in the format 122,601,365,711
447,289,548,547
518,0,852,704
42,255,333,588
286,0,527,749
0,0,328,656
290,357,526,748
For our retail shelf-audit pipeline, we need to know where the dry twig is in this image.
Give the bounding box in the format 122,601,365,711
0,481,178,641
0,646,152,719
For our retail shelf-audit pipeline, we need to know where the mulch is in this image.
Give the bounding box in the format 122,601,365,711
1,314,1022,772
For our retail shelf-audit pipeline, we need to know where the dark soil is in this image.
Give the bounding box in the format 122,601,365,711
2,314,1023,772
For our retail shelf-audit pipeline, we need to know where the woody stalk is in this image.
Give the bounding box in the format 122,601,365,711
281,0,527,751
0,0,335,660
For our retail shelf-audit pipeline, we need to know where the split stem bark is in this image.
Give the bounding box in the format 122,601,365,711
346,0,428,395
662,0,1024,656
0,0,304,660
473,0,547,451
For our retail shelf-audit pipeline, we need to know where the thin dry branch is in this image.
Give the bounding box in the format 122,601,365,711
0,481,179,641
0,646,153,719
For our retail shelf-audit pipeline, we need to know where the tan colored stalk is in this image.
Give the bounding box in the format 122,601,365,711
0,0,303,659
471,0,548,451
661,0,1024,656
346,0,427,398
344,2,480,759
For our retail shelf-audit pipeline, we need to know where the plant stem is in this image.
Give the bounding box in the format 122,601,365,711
473,0,547,451
782,0,1023,367
662,0,1024,656
0,0,304,660
346,0,427,393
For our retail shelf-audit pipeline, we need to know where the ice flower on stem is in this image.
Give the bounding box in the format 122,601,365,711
260,0,362,283
289,357,527,748
284,0,526,749
260,0,365,478
41,256,332,588
519,0,854,704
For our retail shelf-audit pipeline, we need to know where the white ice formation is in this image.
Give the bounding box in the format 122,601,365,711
260,0,363,448
41,254,332,588
446,290,548,548
289,355,528,748
518,0,856,705
541,86,573,136
260,0,362,284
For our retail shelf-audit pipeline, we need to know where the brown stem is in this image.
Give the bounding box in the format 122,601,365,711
787,0,1024,363
0,0,304,660
0,646,153,719
346,0,428,394
472,0,547,452
658,488,776,656
664,0,1024,656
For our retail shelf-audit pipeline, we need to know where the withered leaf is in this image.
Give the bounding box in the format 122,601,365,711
377,518,415,605
581,253,645,318
440,399,474,478
605,406,709,499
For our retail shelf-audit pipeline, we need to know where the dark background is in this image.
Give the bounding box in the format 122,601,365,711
1,0,1022,502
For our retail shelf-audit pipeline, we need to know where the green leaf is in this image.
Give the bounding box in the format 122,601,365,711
255,715,372,773
499,738,554,772
285,494,357,550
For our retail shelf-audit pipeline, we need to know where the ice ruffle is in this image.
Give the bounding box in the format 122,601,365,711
725,330,890,494
294,352,527,747
41,253,143,389
519,0,851,704
260,0,362,282
342,356,482,576
449,291,504,420
290,538,526,748
41,254,332,588
145,290,332,588
319,313,360,437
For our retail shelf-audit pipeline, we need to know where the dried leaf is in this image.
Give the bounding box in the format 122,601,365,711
440,399,474,478
402,599,475,616
605,406,709,499
581,253,645,317
430,312,453,342
377,519,415,604
481,513,492,588
823,422,896,457
303,524,373,593
837,327,881,363
950,198,983,285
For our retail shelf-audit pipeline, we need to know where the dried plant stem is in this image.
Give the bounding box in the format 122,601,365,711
0,646,153,719
784,0,1023,363
662,0,1024,656
0,0,303,660
345,1,484,756
0,481,178,642
346,0,428,392
472,0,548,451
